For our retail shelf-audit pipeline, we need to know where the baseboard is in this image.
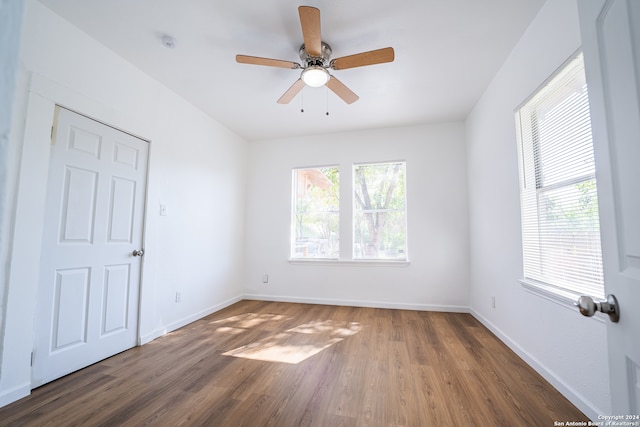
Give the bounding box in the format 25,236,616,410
243,293,470,313
164,294,244,334
139,328,167,346
0,382,30,408
139,294,244,345
469,308,603,421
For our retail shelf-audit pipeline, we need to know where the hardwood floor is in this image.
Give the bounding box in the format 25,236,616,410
0,300,587,426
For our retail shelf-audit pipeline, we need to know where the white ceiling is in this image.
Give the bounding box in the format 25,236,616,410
37,0,545,141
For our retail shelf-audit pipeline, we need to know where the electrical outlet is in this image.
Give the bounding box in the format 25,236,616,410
175,291,181,302
262,274,269,284
491,296,496,308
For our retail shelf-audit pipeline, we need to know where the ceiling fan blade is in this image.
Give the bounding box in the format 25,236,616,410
326,76,359,104
277,79,306,104
236,55,300,69
330,47,395,70
298,6,322,57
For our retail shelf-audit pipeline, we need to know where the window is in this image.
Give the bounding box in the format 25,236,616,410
291,167,339,259
515,52,604,299
353,162,407,260
291,162,408,262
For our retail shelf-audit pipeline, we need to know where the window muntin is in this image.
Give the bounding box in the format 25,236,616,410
516,53,604,299
353,162,407,260
291,167,339,259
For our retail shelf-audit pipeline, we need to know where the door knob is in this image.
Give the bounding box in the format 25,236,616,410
132,249,145,257
576,294,619,323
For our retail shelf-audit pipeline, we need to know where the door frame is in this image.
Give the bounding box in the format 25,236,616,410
4,74,151,398
30,104,150,387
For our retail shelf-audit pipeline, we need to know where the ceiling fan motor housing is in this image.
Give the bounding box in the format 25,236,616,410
299,41,332,67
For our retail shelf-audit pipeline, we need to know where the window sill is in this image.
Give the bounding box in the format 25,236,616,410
289,259,410,267
519,278,606,323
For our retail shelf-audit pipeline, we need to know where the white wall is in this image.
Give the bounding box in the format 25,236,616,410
0,0,247,406
244,123,470,310
466,0,610,419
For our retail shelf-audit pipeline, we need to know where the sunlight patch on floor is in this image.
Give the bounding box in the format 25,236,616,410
222,320,362,364
209,312,291,329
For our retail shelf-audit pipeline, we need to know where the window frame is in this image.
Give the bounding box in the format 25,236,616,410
289,161,409,265
515,50,605,306
352,161,408,261
290,165,340,260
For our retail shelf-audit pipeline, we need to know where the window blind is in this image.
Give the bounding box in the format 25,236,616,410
516,53,604,299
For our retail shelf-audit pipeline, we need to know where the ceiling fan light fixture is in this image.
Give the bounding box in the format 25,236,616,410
301,66,330,87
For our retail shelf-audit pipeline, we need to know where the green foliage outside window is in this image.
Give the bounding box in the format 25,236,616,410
292,167,339,258
354,162,407,260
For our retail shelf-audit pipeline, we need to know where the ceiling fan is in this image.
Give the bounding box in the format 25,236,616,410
236,6,395,105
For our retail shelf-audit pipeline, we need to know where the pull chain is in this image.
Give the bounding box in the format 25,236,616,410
300,88,304,113
325,86,330,116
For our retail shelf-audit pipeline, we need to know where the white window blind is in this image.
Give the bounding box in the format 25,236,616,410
515,53,604,299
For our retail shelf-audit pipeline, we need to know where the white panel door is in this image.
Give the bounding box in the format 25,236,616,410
579,0,640,415
32,107,148,387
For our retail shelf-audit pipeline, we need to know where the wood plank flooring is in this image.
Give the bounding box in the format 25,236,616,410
0,300,588,426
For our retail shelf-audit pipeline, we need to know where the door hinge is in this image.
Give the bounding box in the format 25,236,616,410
30,351,34,366
51,105,60,145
